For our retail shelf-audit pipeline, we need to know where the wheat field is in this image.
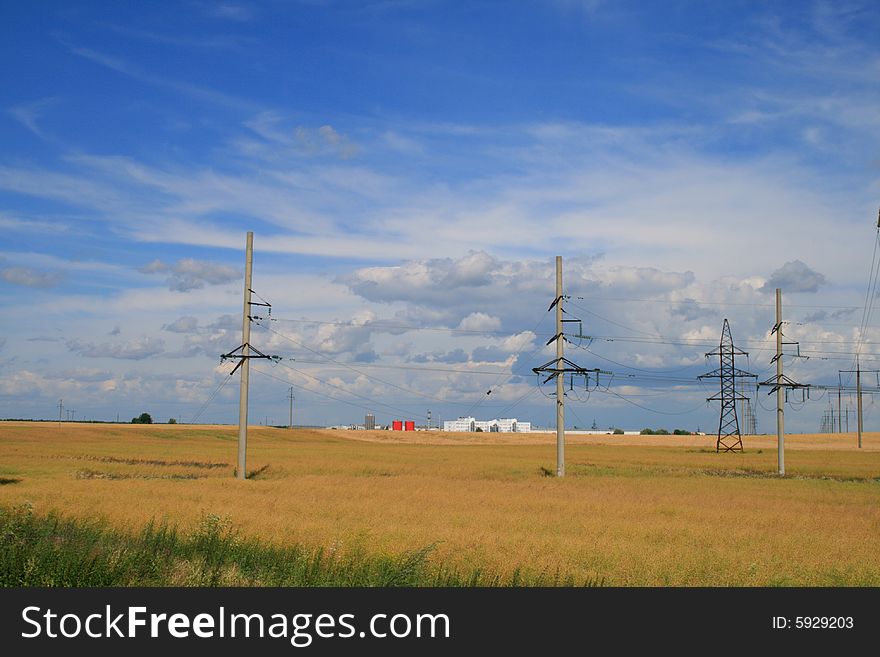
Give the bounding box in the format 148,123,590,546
1,421,879,585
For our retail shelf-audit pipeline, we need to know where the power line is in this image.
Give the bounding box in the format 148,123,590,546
848,211,880,380
271,359,443,418
460,311,551,420
256,322,457,405
572,295,861,310
494,386,542,419
594,387,710,416
190,374,234,424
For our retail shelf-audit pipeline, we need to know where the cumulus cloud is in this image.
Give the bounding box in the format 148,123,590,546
139,258,239,292
342,252,693,336
353,349,379,363
1,266,63,288
207,314,240,330
458,312,502,332
57,368,114,382
760,260,828,294
471,345,515,363
164,316,200,333
312,317,376,360
670,298,715,322
802,307,857,323
340,251,505,307
66,337,165,360
167,314,242,357
411,348,470,364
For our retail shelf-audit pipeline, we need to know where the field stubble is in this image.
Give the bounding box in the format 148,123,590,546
1,422,879,586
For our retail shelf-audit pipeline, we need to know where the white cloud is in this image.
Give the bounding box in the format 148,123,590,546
163,316,200,333
1,266,64,288
139,258,239,292
458,312,502,332
8,98,57,139
67,337,166,360
760,260,828,294
245,113,360,160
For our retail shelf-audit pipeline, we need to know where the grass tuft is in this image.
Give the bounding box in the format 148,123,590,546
0,505,602,587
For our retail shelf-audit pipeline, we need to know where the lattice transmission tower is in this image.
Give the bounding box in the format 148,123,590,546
698,319,757,452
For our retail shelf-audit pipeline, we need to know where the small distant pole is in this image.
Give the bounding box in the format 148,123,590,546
58,399,63,427
856,360,863,449
288,386,294,430
841,361,874,448
237,231,254,480
837,386,842,433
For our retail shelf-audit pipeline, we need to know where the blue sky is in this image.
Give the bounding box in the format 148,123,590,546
2,1,880,433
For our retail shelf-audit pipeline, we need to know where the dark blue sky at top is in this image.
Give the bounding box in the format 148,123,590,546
1,2,801,151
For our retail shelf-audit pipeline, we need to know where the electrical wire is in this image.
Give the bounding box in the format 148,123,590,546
572,295,860,310
594,387,710,416
459,311,551,420
256,321,455,405
850,226,880,377
251,364,417,418
189,374,234,424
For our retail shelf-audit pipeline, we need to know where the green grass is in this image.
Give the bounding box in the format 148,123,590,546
0,504,601,587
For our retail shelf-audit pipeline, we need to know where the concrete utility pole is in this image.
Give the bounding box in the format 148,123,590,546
776,288,785,476
839,365,874,446
237,231,254,480
534,257,602,475
856,361,863,449
556,255,565,477
838,386,842,433
58,399,63,427
288,386,294,430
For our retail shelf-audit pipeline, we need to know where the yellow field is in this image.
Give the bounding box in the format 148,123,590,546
2,422,879,585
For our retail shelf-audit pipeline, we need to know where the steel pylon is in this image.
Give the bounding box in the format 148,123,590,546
698,319,757,452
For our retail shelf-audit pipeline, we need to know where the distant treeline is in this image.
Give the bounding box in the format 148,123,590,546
1,418,117,424
640,428,694,435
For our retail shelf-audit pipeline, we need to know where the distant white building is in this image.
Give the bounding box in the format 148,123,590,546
444,417,530,433
444,417,476,432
